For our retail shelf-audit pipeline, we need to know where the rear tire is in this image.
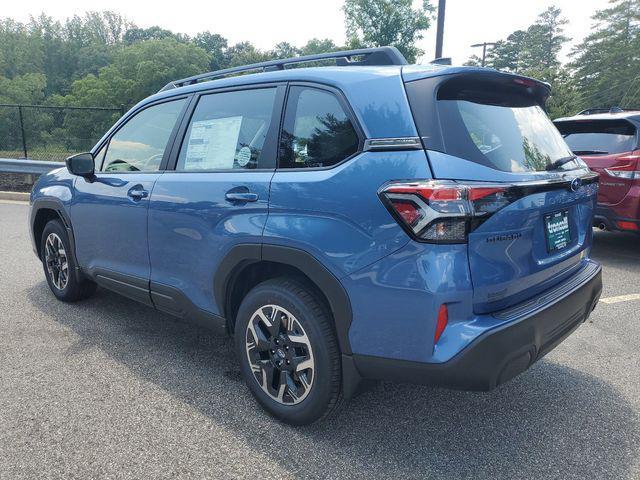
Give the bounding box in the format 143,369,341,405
235,278,342,425
41,219,96,302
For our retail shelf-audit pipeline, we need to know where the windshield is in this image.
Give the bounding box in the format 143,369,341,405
438,100,575,172
556,119,637,155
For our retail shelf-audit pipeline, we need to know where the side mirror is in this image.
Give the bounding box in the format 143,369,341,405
65,152,94,177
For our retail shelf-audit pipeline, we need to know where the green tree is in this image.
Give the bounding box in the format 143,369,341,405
192,32,229,70
343,0,434,62
571,0,640,109
63,38,210,107
124,26,182,44
489,31,527,72
482,7,568,79
270,42,301,59
0,73,51,152
0,18,44,78
468,7,577,118
225,41,272,67
300,38,340,56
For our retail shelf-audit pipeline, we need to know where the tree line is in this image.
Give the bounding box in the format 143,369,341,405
0,1,433,109
466,0,640,118
0,0,433,157
0,0,638,158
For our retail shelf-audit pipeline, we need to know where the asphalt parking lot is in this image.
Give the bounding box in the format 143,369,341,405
1,200,639,480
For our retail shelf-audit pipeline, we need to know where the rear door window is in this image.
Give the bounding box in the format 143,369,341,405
176,88,277,171
555,119,637,155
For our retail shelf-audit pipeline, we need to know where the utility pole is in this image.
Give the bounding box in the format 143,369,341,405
435,0,446,59
470,42,496,67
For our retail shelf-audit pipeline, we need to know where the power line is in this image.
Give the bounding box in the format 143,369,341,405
619,73,640,105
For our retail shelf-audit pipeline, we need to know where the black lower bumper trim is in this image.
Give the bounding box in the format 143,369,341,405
351,263,602,391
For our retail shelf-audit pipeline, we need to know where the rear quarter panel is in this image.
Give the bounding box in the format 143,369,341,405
264,150,431,278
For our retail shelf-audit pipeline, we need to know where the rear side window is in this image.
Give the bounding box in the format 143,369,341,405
556,119,637,155
102,98,186,172
177,88,277,171
279,86,359,169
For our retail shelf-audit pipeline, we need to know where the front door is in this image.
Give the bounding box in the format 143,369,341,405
71,97,188,303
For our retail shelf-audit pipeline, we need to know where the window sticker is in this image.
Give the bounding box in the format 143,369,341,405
236,146,252,167
184,116,242,169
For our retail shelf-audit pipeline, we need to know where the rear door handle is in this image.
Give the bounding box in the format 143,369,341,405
225,192,258,203
128,187,149,200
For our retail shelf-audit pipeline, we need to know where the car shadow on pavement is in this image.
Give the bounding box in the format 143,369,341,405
28,281,640,480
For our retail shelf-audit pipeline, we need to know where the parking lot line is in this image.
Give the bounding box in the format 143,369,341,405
599,293,640,304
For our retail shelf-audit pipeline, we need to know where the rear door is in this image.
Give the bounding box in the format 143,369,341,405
556,118,639,204
147,84,284,316
405,73,598,313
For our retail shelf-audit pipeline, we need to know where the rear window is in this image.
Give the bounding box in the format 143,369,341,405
555,119,637,155
436,92,573,173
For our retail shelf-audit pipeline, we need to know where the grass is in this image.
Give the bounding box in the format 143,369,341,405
0,147,77,162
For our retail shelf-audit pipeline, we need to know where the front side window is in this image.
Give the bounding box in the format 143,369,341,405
279,87,359,169
102,98,186,172
93,144,106,171
176,88,277,171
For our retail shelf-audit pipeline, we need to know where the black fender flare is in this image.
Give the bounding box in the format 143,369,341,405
214,243,353,355
30,198,83,283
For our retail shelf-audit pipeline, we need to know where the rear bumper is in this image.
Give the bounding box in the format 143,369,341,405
594,209,640,232
350,261,602,391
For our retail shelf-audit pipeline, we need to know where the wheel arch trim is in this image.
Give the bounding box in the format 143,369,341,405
30,198,84,283
214,243,353,355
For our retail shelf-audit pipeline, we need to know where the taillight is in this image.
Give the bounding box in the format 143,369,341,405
604,152,640,181
380,180,515,243
617,221,639,231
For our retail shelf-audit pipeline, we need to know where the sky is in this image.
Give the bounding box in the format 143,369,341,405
4,0,608,64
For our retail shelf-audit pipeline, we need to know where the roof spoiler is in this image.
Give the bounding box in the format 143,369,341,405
159,46,408,92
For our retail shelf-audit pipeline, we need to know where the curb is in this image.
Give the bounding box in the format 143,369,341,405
0,191,30,202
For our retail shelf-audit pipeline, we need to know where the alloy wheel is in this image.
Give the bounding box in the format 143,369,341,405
245,304,315,405
44,233,69,290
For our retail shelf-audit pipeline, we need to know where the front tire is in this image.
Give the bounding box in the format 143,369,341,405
41,219,96,302
235,278,342,425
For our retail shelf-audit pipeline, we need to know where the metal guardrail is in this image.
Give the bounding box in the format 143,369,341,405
0,158,65,175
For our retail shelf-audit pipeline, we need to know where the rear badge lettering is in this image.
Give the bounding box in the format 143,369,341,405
486,232,522,243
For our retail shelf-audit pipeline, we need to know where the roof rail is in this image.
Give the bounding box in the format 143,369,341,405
159,46,408,92
577,106,640,115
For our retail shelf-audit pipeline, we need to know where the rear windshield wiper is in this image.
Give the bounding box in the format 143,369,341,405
546,155,578,171
571,149,609,155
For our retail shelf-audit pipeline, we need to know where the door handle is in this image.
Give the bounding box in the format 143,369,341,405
225,191,258,203
128,187,149,200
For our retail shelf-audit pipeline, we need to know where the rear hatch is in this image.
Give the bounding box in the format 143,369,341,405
402,70,598,313
555,118,639,204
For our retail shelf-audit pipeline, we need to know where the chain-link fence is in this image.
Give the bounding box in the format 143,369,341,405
0,104,124,162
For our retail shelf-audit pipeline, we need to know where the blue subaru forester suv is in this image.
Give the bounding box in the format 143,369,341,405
30,47,602,425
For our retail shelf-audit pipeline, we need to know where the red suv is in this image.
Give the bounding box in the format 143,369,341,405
555,109,640,233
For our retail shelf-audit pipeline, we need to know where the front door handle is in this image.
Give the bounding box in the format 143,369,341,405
225,191,258,203
128,187,149,200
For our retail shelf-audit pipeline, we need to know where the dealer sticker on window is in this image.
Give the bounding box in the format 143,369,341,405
544,210,571,252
